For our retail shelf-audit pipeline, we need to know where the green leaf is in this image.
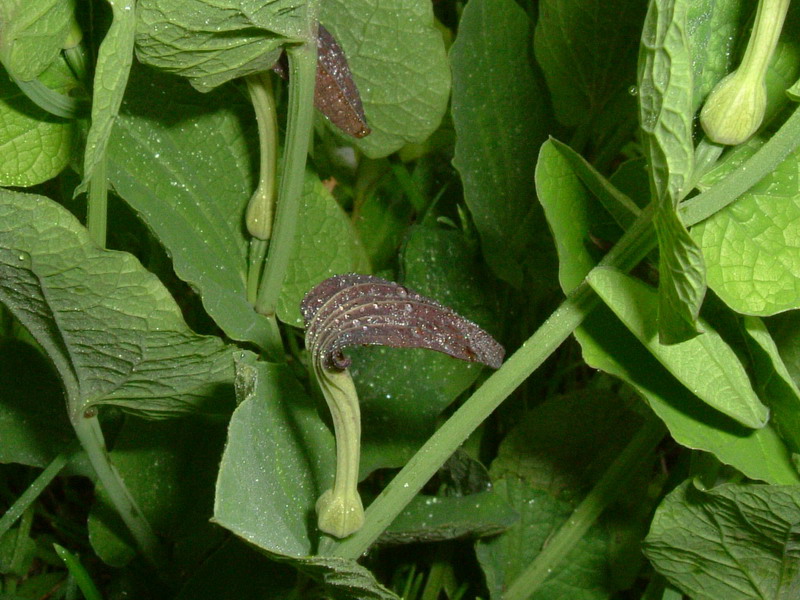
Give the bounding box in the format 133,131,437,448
175,539,298,600
137,0,448,156
0,0,74,81
350,345,481,477
653,204,707,343
352,185,413,272
135,0,303,91
88,415,228,567
106,65,274,347
348,224,495,476
549,139,641,229
644,481,800,600
692,140,800,316
379,491,518,546
78,0,136,193
686,0,750,111
213,355,398,600
298,556,400,600
575,311,799,484
451,0,555,290
609,158,652,209
214,356,333,557
742,316,800,455
476,479,612,600
769,311,800,390
321,0,451,158
535,141,796,483
476,391,655,599
588,268,767,428
0,61,75,186
535,139,619,292
0,189,236,419
276,175,368,327
639,0,705,342
533,0,645,128
0,340,73,467
789,77,800,101
490,390,648,490
638,0,694,204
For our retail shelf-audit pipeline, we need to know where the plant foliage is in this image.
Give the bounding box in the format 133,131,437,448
2,0,800,598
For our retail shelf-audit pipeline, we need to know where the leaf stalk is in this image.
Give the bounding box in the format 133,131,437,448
255,41,318,319
70,412,164,570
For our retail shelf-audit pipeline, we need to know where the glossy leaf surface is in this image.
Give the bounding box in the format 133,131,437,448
451,0,554,290
0,189,236,418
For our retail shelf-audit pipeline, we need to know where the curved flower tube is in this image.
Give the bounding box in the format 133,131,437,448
302,274,504,538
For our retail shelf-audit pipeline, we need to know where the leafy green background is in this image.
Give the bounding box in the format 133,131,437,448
4,0,800,598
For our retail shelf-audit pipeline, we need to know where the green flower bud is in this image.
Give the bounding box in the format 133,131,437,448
245,183,274,240
700,0,790,145
245,73,278,241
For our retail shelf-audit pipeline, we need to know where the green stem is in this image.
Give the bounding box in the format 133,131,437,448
738,0,790,79
504,417,665,600
71,412,163,569
244,72,279,241
247,238,268,305
254,41,318,317
10,507,33,575
314,367,365,538
0,453,70,539
325,106,800,559
86,154,108,247
54,544,103,600
682,103,800,225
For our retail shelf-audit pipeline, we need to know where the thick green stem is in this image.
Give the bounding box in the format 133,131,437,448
739,0,789,80
0,453,69,539
325,105,800,559
86,154,108,247
683,104,800,225
504,417,665,600
71,412,163,569
255,42,318,317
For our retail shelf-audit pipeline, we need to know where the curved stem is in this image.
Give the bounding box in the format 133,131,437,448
738,0,790,77
71,412,164,569
314,365,365,538
244,72,279,241
255,41,318,318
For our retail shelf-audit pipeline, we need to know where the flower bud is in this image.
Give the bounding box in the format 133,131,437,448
700,0,790,145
